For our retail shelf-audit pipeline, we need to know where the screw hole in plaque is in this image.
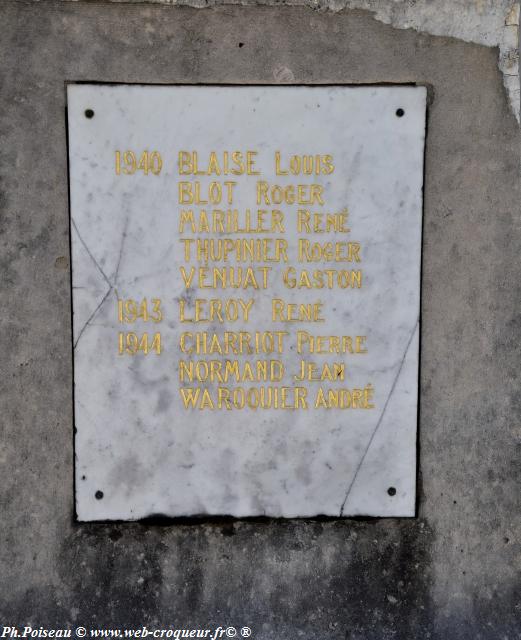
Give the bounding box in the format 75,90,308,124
84,109,95,119
387,487,397,496
95,490,104,500
396,108,405,117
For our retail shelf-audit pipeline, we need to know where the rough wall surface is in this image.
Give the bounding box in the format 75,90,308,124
61,0,521,123
0,1,520,638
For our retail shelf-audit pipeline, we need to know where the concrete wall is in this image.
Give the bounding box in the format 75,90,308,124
1,1,520,637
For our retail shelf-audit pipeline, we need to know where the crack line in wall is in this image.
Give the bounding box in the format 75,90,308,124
339,319,419,517
72,217,129,348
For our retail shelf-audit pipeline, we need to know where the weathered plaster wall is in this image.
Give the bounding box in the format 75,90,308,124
62,0,521,123
0,1,520,638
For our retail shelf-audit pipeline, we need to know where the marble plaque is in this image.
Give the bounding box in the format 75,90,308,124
67,84,426,521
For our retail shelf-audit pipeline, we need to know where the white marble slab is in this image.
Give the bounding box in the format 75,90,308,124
67,85,426,521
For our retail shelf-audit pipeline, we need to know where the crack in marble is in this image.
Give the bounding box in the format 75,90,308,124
113,217,129,289
73,286,112,348
73,217,129,348
71,218,111,288
339,319,419,516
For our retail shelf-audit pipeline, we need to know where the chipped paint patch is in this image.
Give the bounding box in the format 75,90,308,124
347,0,520,123
335,0,519,124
